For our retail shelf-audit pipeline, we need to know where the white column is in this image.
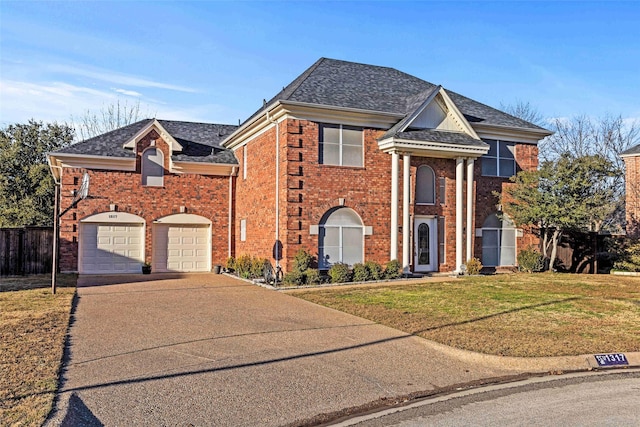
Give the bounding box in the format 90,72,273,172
456,157,464,273
466,158,475,262
390,152,399,261
402,153,411,274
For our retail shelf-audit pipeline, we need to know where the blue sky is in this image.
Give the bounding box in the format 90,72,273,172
1,1,639,130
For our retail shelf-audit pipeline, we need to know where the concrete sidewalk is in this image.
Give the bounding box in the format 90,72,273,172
44,274,632,426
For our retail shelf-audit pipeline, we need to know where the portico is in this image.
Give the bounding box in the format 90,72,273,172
377,86,490,274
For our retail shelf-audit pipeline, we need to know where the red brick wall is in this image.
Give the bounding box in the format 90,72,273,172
474,142,540,265
233,119,541,273
624,155,640,237
58,130,231,272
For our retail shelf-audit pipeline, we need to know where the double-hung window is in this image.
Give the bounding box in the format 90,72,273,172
481,139,516,177
319,124,363,167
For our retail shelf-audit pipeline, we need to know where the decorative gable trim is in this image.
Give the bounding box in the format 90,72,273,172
400,87,480,139
122,119,183,153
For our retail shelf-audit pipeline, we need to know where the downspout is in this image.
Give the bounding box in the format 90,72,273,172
266,106,280,267
228,166,237,259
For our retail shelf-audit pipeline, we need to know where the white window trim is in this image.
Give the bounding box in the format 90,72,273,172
240,219,247,242
320,123,364,167
482,140,516,178
142,147,164,187
415,165,436,205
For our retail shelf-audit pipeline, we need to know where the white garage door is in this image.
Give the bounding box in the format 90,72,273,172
80,223,144,274
154,224,210,272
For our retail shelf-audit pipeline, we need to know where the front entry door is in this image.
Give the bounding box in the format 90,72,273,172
414,217,438,272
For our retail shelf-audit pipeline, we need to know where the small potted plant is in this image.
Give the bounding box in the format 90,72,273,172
142,262,152,274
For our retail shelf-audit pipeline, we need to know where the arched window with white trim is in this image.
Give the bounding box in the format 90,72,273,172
142,147,164,187
416,165,435,204
319,207,364,269
482,213,516,266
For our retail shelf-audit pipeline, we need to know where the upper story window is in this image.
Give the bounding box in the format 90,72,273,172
142,147,164,187
482,139,516,177
319,124,363,167
416,165,436,204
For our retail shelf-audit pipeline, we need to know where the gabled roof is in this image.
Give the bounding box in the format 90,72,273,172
246,58,549,133
55,119,238,164
620,143,640,157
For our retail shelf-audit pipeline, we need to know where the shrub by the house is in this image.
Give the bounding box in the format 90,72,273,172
328,263,352,283
365,260,383,280
305,268,321,285
383,259,402,279
517,247,545,273
465,258,483,275
352,263,370,282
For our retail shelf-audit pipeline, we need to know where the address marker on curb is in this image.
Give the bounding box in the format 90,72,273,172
594,353,629,367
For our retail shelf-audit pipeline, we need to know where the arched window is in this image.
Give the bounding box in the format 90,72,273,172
142,148,164,187
482,213,516,266
416,165,435,204
319,207,364,269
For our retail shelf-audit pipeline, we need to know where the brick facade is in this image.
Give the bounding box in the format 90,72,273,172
58,130,230,272
624,155,640,237
232,118,541,273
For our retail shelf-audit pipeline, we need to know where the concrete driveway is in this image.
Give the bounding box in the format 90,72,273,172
46,273,526,426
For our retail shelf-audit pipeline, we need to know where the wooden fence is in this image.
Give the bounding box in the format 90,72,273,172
0,227,53,276
552,232,619,274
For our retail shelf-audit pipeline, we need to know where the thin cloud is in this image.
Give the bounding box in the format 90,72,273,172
48,64,198,93
113,88,142,97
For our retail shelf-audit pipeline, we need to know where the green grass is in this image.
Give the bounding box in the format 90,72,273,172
293,274,640,357
0,275,76,427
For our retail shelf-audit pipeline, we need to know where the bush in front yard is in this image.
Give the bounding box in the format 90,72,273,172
517,247,545,273
225,256,235,272
352,263,370,282
235,254,252,279
383,259,402,279
292,249,314,273
305,268,322,285
365,260,383,281
328,263,352,283
283,269,305,286
613,238,640,272
465,257,483,275
251,257,267,279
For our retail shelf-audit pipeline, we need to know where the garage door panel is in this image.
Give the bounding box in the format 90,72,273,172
154,223,210,272
80,222,144,274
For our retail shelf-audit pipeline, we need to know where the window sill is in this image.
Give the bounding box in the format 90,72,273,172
319,164,365,170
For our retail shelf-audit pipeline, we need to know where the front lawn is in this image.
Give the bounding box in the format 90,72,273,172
0,275,76,426
292,274,640,357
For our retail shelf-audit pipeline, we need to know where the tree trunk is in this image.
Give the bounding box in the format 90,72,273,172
548,229,562,272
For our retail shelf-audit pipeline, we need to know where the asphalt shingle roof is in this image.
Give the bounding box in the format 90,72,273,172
620,143,640,156
393,130,489,148
56,119,238,164
249,58,549,132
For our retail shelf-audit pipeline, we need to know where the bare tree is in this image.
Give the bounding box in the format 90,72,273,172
540,115,640,232
500,100,546,127
72,99,152,141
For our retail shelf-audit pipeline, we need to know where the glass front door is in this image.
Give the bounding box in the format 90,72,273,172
414,217,438,272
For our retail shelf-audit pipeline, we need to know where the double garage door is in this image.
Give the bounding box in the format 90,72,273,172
79,213,211,274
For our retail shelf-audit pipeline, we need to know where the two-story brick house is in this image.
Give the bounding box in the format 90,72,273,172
48,58,551,275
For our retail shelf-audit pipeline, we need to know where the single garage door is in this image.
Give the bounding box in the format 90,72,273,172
153,215,211,272
80,222,145,274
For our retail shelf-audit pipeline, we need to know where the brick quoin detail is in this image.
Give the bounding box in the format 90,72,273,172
624,155,640,237
58,131,230,272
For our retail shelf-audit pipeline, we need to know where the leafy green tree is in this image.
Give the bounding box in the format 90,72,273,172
0,120,75,227
501,154,617,271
